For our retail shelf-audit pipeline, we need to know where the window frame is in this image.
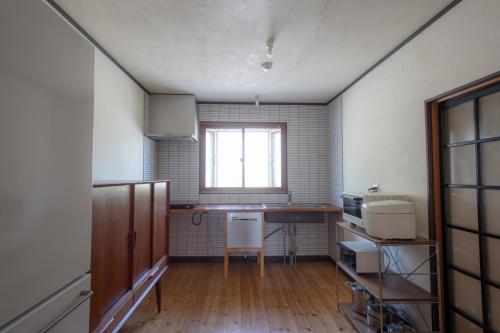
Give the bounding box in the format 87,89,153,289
199,122,288,194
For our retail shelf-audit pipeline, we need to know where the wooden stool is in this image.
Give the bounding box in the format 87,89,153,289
224,212,264,278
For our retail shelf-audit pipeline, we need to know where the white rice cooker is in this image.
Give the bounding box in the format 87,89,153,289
361,200,416,239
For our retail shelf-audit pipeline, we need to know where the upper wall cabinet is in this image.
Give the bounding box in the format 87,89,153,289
146,94,198,141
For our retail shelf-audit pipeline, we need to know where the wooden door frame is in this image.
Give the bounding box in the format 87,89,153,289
425,71,500,332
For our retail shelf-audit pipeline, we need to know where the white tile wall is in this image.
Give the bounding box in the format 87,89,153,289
329,96,344,207
153,103,342,257
143,136,158,180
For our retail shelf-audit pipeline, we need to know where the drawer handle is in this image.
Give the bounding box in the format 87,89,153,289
101,316,115,331
149,266,160,277
40,290,93,333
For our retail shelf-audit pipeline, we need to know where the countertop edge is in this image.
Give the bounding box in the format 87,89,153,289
170,203,343,213
93,179,171,187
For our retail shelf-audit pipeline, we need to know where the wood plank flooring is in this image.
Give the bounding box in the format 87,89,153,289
120,261,355,333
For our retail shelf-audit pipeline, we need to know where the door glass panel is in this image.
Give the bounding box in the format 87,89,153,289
444,101,475,144
448,229,480,275
451,311,483,333
445,188,478,230
485,236,500,285
487,285,500,331
479,90,500,139
449,269,483,323
483,190,500,236
480,141,500,185
441,86,500,333
445,145,477,185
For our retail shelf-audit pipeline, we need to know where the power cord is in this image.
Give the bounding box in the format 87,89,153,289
191,211,208,225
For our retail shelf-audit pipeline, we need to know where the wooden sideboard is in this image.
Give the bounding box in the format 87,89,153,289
90,180,170,333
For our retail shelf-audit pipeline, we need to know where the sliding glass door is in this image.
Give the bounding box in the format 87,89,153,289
440,82,500,332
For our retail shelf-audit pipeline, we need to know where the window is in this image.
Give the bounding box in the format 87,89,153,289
200,122,287,193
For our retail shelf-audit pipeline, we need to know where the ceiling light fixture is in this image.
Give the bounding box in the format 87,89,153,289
261,38,274,72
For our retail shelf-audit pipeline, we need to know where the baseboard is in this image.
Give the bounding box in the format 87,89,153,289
170,255,333,263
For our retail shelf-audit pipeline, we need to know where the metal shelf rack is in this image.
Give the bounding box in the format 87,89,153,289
335,222,441,333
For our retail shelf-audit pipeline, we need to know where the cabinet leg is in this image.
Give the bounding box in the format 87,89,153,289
155,280,162,313
257,252,260,265
224,251,229,278
260,250,264,278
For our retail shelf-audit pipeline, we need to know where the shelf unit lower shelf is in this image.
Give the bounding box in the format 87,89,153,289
339,303,375,333
338,262,437,303
336,221,440,332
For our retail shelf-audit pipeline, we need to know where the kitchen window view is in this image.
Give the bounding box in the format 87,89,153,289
200,122,287,193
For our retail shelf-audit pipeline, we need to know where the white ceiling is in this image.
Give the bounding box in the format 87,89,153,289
56,0,452,103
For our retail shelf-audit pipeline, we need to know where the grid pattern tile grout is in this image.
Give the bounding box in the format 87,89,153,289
144,103,343,257
143,136,158,181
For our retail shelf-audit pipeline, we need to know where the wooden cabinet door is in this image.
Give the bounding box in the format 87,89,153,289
90,186,132,331
132,184,152,282
152,182,168,265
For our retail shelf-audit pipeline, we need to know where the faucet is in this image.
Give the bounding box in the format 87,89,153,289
287,191,292,204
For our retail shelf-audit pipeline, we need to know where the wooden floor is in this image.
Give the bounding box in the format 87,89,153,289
120,260,355,333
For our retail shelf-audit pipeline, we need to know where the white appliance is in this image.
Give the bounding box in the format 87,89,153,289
226,212,263,248
338,241,384,273
341,192,409,228
363,200,417,239
0,0,94,331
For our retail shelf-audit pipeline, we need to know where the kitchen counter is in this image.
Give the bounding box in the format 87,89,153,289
170,203,342,213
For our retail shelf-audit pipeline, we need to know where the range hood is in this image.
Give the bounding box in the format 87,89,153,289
146,94,198,141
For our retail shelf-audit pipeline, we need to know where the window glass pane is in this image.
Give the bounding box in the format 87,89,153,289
445,145,477,185
444,101,475,144
205,128,242,187
447,228,480,275
449,269,483,323
479,90,500,139
271,130,282,187
450,311,483,333
485,236,500,285
483,190,500,236
480,141,500,185
445,188,478,230
487,285,500,331
244,128,281,188
245,129,270,187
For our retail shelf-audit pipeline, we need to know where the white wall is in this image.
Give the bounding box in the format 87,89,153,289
93,50,145,180
341,0,500,237
337,0,500,329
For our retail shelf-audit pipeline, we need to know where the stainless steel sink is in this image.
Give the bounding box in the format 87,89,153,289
263,203,329,208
